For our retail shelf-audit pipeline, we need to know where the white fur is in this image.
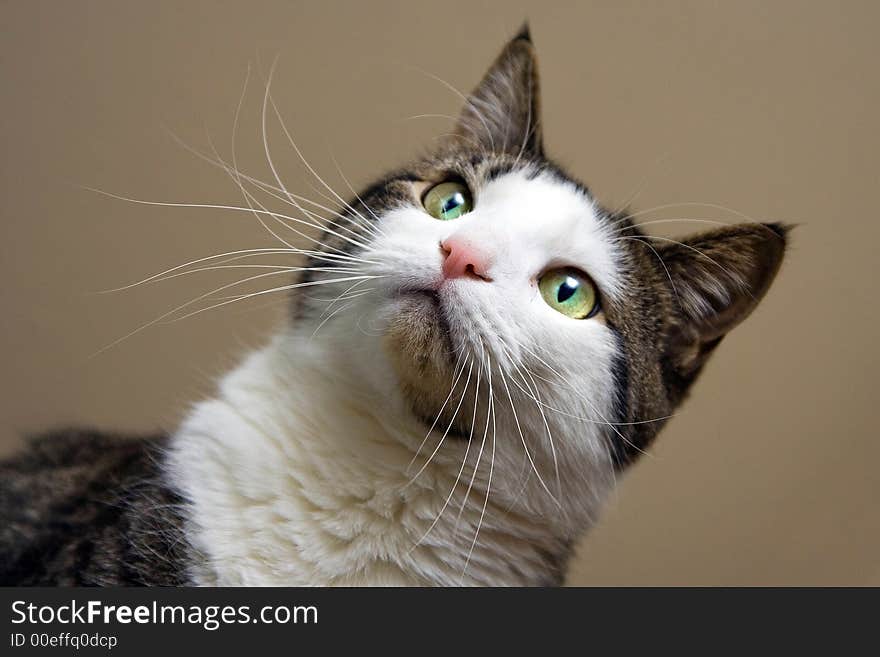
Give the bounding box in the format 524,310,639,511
169,170,624,586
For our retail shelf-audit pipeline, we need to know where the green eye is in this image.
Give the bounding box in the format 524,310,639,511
538,268,599,319
423,181,472,220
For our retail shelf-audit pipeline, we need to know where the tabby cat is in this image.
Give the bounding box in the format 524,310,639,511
0,27,788,586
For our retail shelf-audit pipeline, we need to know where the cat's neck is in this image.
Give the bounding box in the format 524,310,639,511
167,329,574,586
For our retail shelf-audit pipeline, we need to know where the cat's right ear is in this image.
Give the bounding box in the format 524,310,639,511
449,24,543,158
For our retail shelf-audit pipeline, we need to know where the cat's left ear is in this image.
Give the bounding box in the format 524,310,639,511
659,222,790,386
451,24,543,157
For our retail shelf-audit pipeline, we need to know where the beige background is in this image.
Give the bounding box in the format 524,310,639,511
2,1,878,585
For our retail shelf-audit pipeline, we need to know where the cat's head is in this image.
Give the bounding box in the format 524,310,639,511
294,27,788,524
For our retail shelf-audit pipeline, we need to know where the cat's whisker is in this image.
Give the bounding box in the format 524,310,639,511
499,339,562,503
221,64,304,252
97,248,305,294
127,264,363,290
288,154,378,239
269,150,381,240
620,234,751,301
304,287,372,309
513,338,654,462
225,294,290,317
465,94,503,156
97,247,375,294
409,66,496,156
259,57,334,249
310,298,359,339
406,357,473,488
608,151,675,218
512,55,536,170
262,58,379,238
620,217,732,233
611,200,766,226
496,362,562,511
455,342,491,538
316,278,374,321
404,348,468,472
90,272,378,358
617,235,683,310
299,177,365,230
91,268,306,357
497,342,673,428
166,127,381,241
163,275,382,325
406,350,467,474
225,64,376,251
402,112,460,123
410,354,483,552
247,167,380,240
328,152,387,236
462,346,496,581
220,119,374,255
324,287,374,306
83,188,372,255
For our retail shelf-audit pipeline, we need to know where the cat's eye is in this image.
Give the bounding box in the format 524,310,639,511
422,181,472,220
538,268,599,319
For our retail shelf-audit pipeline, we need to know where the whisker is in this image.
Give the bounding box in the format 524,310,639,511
513,338,653,462
166,127,380,240
262,58,379,236
223,64,301,252
410,354,483,551
125,264,362,290
406,357,473,488
613,201,766,226
316,278,373,320
408,65,495,155
163,275,382,324
462,345,496,580
496,363,561,510
456,342,492,537
619,217,732,232
97,247,375,294
608,151,675,217
82,188,372,255
405,352,469,477
328,151,386,231
499,339,562,503
225,123,375,253
619,233,748,295
616,235,682,309
498,341,673,427
310,298,359,338
90,272,378,357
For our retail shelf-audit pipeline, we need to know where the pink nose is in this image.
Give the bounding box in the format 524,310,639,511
440,236,493,281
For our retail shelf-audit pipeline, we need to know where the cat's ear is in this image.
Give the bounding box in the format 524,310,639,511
659,222,789,384
450,24,543,157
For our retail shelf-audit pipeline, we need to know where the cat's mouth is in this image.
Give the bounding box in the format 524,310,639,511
392,287,456,352
388,287,460,368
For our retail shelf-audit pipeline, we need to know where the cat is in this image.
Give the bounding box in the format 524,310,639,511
0,26,788,586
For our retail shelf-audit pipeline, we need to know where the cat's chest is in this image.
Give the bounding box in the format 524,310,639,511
166,338,580,586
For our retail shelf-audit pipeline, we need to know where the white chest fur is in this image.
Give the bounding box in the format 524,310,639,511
167,329,610,586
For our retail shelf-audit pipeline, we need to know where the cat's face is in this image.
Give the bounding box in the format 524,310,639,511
294,28,787,520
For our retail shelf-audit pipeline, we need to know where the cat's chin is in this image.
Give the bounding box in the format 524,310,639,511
383,289,471,438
